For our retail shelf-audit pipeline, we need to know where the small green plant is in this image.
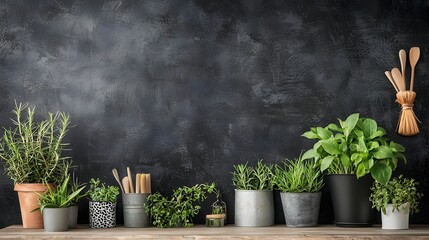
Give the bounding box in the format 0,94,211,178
302,113,406,184
68,171,87,206
35,175,86,213
370,175,423,215
87,178,119,203
145,183,217,228
232,160,273,190
0,102,71,184
273,156,324,193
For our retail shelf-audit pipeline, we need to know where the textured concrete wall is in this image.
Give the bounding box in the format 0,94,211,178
0,0,428,227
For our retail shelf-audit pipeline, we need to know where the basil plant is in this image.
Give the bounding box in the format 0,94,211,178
301,113,406,184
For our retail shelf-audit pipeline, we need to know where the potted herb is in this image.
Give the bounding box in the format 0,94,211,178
370,175,423,230
67,172,87,229
87,178,120,228
36,175,86,232
302,113,406,226
273,156,324,227
145,183,217,228
232,160,274,227
0,102,71,228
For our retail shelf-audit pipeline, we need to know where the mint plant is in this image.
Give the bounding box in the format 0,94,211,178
87,178,119,203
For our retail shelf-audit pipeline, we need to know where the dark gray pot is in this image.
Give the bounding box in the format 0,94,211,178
234,189,274,227
43,208,69,232
122,193,150,228
280,192,322,227
89,201,116,228
68,205,78,229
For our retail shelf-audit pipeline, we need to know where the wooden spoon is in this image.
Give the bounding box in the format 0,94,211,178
146,174,151,194
399,49,407,85
384,71,399,92
127,167,134,193
122,177,130,194
409,47,420,91
140,174,147,193
112,168,124,193
135,173,141,193
391,68,406,91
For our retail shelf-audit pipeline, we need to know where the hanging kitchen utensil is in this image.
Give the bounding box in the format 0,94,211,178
391,68,406,92
384,71,399,92
409,47,420,91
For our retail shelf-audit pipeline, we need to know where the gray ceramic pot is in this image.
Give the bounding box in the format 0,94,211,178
122,193,150,228
234,189,274,227
68,205,78,229
43,207,69,232
89,201,116,228
280,192,322,227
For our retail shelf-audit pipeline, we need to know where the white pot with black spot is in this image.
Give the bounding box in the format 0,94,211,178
89,201,117,228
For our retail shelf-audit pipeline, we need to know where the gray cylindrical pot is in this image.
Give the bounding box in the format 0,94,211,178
68,205,78,229
234,189,274,227
43,208,69,232
280,192,322,227
89,201,116,228
122,193,150,228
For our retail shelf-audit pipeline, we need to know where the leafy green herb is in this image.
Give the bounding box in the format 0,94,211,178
0,102,71,184
35,175,86,213
232,160,273,190
273,156,324,193
87,178,119,203
302,113,406,184
145,183,217,228
370,175,423,215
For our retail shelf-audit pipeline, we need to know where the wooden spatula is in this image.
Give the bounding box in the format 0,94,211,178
127,167,134,193
112,168,124,193
146,174,151,194
135,173,141,193
140,174,147,193
409,47,420,91
399,49,407,85
385,71,399,92
122,177,130,194
391,68,406,92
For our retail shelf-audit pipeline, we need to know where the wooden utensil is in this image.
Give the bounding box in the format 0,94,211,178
127,167,134,193
384,71,399,92
135,173,141,193
146,174,151,194
399,49,407,84
140,174,147,193
391,68,406,91
409,47,420,91
112,168,124,193
122,177,130,194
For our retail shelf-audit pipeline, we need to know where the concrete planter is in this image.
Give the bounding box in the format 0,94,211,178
68,205,78,229
234,189,274,227
43,207,69,232
122,193,150,228
89,201,116,228
381,203,410,230
280,192,321,227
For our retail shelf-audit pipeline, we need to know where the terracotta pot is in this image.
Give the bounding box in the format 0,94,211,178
14,183,53,229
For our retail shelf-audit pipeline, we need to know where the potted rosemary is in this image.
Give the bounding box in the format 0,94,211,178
87,178,120,228
36,175,85,232
370,175,423,230
232,160,274,227
0,102,71,228
273,156,324,227
302,113,406,226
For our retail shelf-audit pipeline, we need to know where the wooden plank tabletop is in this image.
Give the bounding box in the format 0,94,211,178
1,225,429,239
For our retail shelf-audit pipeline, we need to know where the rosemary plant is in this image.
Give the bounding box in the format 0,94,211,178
232,160,273,190
0,102,71,184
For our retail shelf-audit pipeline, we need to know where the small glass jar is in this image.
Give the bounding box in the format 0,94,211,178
212,192,227,224
206,214,225,227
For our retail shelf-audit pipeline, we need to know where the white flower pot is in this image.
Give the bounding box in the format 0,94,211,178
381,203,410,230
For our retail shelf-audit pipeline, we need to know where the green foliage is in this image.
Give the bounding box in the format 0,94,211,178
145,183,217,228
68,171,87,205
36,175,86,213
232,160,273,190
273,156,324,193
370,175,423,215
301,113,406,184
0,102,71,184
87,178,119,203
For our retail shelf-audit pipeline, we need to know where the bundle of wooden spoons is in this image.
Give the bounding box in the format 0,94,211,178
112,167,152,194
385,47,421,136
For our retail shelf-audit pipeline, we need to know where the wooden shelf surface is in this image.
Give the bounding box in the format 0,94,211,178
1,224,429,239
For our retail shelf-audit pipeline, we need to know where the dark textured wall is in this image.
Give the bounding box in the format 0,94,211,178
1,0,429,227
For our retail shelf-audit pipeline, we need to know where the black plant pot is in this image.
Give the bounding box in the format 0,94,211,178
327,174,373,227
